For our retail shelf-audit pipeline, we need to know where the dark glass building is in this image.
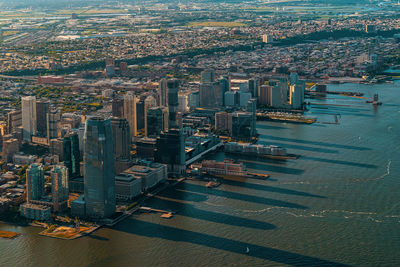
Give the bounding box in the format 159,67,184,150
155,128,185,175
36,100,49,137
63,132,81,179
84,117,115,219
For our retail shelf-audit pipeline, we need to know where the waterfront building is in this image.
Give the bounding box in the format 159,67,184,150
26,163,44,202
50,165,69,212
155,129,185,175
123,163,167,192
115,174,142,201
289,81,305,109
20,203,51,221
124,92,137,138
231,112,255,140
21,96,37,141
84,117,115,219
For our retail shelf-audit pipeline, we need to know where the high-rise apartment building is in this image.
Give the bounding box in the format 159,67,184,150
26,163,44,202
21,96,37,141
47,109,61,140
159,78,168,107
123,92,137,138
51,165,69,212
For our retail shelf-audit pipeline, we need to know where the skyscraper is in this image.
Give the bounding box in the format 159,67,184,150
84,117,116,219
219,76,230,106
36,99,49,137
26,163,44,202
123,92,137,138
21,96,37,141
47,109,61,140
155,129,185,175
167,79,179,129
143,95,157,135
159,78,168,107
146,107,168,138
6,110,22,134
112,97,124,117
199,83,220,108
63,132,81,179
110,117,131,160
201,69,215,84
51,165,69,212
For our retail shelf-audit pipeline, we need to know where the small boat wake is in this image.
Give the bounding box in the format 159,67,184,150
370,159,391,181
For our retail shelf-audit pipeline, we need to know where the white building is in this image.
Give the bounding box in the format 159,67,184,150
22,96,36,141
178,95,188,113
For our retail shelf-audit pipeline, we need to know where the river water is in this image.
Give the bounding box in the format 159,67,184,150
1,82,399,266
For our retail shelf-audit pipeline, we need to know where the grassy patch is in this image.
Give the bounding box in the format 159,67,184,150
0,230,20,239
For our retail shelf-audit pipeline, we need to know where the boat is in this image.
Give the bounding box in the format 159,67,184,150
160,212,173,219
206,181,221,188
246,247,250,254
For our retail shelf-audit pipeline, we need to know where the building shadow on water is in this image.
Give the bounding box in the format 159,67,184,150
143,196,276,230
88,234,109,241
175,183,308,210
258,140,339,154
259,135,371,151
302,156,377,169
257,124,288,130
113,218,349,267
241,160,305,175
221,180,326,199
